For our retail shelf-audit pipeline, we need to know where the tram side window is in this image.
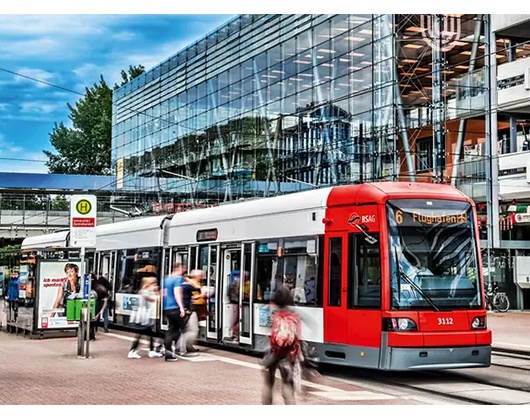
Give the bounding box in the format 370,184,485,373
198,246,209,279
348,233,381,308
328,238,342,307
116,249,136,293
255,238,322,306
255,251,279,304
283,254,318,306
134,249,160,290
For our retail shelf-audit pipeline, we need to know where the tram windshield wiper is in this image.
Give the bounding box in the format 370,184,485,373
394,257,442,312
352,223,378,245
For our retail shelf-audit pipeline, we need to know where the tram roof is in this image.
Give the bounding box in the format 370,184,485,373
169,187,333,228
21,230,69,249
95,214,170,235
95,214,171,250
328,182,470,206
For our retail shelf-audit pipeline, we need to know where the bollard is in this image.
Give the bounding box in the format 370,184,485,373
77,307,89,358
85,296,91,359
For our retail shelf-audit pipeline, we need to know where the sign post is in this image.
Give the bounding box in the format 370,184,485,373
70,195,97,358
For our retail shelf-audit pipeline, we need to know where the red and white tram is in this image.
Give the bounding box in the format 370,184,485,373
21,182,491,370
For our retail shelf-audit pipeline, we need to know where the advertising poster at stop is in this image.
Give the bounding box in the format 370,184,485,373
37,260,83,330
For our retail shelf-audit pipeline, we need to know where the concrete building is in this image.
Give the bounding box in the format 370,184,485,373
111,14,530,309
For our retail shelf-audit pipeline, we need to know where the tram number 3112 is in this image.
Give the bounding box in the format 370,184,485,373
438,317,454,325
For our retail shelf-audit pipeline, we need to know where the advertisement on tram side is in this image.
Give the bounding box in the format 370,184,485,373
37,260,83,330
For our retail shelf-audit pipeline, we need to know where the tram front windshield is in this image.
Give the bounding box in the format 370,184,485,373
387,199,481,310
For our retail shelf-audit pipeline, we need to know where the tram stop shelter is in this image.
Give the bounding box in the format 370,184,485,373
2,246,94,338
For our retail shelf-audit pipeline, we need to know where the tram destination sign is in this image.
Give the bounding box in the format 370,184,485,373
70,195,97,247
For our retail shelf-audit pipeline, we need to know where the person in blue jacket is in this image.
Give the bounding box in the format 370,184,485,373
6,270,20,322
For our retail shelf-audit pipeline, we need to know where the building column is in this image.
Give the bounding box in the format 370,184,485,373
485,15,500,250
451,14,483,185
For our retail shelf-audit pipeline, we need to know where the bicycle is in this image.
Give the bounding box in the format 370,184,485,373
484,282,510,313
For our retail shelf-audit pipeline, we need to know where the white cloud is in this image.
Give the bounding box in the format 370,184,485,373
0,37,61,59
0,136,31,154
111,31,137,42
0,15,115,37
72,63,102,82
14,67,55,87
0,136,48,173
0,15,129,61
19,101,64,115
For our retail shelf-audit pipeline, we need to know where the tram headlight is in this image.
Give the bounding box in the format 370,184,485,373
383,317,417,331
471,316,487,330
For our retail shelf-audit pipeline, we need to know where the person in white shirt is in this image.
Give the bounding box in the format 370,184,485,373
127,276,163,359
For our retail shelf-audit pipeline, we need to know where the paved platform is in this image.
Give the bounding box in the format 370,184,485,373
1,298,529,407
0,328,426,406
488,310,530,354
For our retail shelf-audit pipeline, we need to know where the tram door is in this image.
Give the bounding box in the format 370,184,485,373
239,243,255,345
206,245,220,340
160,249,188,330
220,244,255,344
159,247,172,330
324,234,348,344
221,248,241,342
98,251,117,322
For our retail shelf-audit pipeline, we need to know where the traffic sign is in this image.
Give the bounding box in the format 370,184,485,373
70,195,97,247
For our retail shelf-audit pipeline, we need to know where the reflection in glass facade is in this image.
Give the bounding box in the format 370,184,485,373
112,14,490,208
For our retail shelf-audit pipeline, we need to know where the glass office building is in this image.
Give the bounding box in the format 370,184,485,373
113,14,490,199
112,14,530,308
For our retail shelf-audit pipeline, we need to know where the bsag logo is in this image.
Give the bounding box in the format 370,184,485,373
347,212,376,227
419,14,462,53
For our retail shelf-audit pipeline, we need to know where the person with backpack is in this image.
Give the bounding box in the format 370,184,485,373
261,284,301,405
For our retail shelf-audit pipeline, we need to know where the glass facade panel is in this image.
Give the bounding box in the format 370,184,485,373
111,14,492,211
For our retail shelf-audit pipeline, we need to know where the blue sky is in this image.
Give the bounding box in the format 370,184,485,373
0,13,235,173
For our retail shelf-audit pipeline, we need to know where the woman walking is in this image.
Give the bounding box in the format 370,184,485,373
127,276,163,359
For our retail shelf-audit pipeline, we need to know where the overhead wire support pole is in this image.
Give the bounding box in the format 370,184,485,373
82,245,91,359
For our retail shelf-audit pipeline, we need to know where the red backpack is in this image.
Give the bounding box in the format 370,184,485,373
270,310,299,350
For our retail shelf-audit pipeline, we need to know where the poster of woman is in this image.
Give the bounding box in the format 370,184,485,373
37,261,83,330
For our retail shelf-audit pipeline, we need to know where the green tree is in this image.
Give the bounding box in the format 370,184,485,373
44,65,145,175
50,195,69,211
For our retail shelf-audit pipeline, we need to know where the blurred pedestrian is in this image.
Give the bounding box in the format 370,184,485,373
96,273,112,332
162,262,187,361
261,284,302,405
178,269,206,356
6,270,20,322
89,279,109,341
128,276,163,359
